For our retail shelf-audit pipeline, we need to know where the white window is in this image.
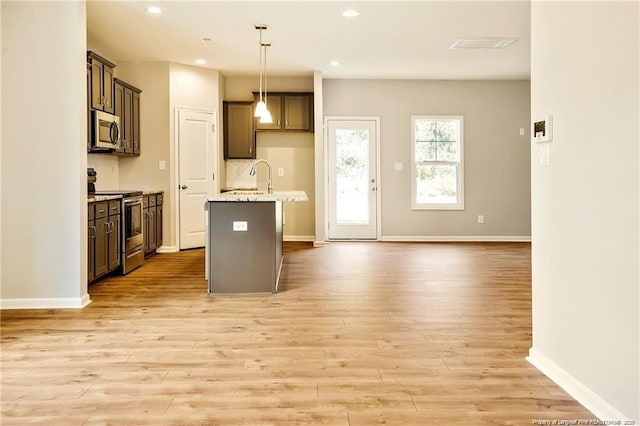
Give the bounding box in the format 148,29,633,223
411,116,464,210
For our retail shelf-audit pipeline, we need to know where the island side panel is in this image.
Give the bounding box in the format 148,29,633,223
209,201,276,293
274,201,283,291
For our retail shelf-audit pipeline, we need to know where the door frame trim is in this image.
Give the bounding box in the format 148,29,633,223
173,106,217,251
324,116,381,241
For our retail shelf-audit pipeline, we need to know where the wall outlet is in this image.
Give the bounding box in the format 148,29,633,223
519,128,525,136
278,168,284,177
394,162,403,171
232,221,248,231
478,215,484,224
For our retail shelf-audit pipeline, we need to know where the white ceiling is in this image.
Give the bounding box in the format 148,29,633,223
87,1,531,80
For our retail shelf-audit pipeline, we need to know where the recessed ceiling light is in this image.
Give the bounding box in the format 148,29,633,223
196,59,206,65
330,60,342,66
342,10,359,18
145,6,162,14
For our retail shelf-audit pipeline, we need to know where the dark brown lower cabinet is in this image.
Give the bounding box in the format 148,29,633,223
94,215,109,278
108,213,120,270
155,201,163,248
89,200,121,284
88,204,96,281
143,193,164,257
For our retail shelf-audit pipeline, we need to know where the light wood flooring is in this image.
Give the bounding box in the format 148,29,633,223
1,242,594,425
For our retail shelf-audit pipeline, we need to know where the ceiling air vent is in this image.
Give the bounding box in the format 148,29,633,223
451,37,518,49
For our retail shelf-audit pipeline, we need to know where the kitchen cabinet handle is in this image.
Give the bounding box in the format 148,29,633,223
111,206,118,211
181,185,188,190
104,222,110,233
90,226,96,239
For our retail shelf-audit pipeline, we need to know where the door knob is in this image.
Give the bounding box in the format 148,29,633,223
181,185,188,190
370,178,376,183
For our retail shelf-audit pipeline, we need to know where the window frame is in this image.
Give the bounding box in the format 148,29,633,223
411,115,465,210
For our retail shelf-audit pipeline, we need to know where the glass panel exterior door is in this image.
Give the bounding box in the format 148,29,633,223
328,120,378,239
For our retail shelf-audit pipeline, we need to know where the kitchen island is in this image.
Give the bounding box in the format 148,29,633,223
205,191,308,294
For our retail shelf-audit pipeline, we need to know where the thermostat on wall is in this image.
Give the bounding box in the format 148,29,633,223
533,115,553,143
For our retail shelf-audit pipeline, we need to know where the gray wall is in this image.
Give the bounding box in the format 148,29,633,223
323,79,531,238
530,2,639,421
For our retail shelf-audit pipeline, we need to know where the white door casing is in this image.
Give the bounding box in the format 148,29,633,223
327,118,380,240
176,108,216,250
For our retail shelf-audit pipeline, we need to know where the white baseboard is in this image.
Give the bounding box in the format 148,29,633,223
283,235,315,242
156,245,179,253
526,347,633,421
379,235,532,242
313,240,329,247
1,294,92,310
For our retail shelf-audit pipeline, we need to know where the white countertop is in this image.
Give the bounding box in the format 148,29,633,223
207,190,308,202
88,194,123,202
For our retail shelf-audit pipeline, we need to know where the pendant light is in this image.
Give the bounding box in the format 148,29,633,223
259,41,273,124
254,25,269,119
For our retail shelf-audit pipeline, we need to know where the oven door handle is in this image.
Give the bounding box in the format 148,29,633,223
124,198,142,205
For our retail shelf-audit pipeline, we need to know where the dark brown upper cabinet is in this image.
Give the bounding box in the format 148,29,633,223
223,101,256,159
253,92,314,132
114,78,142,157
87,51,116,114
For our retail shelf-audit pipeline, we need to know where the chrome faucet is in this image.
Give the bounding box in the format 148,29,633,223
249,159,273,194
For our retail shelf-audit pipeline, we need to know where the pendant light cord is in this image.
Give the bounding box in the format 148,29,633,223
263,43,268,106
258,28,264,103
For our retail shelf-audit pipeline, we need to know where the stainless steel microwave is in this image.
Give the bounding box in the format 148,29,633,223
91,110,120,150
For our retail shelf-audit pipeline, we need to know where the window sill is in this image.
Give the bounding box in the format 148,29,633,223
412,204,464,211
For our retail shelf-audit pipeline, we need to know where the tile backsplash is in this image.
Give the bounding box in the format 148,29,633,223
225,160,257,189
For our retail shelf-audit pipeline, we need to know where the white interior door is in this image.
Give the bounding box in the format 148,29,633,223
327,119,378,239
177,108,216,249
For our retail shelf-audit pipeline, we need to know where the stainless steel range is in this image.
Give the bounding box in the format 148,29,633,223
94,190,144,274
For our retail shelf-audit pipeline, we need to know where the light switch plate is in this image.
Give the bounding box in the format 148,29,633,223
232,221,248,231
394,162,403,171
538,144,550,166
159,160,166,170
278,168,284,177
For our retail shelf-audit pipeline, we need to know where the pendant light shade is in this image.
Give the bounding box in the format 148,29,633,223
254,100,268,118
259,108,273,124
